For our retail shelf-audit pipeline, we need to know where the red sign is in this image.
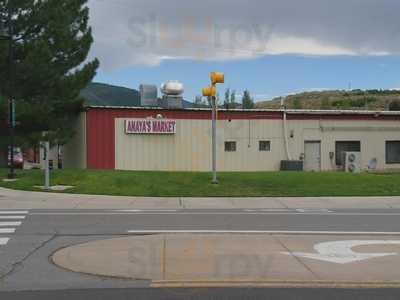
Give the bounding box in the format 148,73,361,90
125,119,177,135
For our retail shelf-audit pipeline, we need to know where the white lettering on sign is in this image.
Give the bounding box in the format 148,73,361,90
283,240,400,264
125,119,177,135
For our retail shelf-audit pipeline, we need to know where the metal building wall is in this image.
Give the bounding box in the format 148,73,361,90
115,117,400,172
83,107,400,171
62,113,87,169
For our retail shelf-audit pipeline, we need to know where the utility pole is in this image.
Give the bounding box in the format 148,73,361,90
202,72,225,184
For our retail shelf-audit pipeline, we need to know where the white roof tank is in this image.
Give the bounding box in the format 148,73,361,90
161,80,184,96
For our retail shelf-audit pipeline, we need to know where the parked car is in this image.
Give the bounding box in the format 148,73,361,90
8,147,24,169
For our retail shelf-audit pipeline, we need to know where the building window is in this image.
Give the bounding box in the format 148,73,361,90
335,141,361,166
386,141,400,164
225,141,237,152
259,141,271,152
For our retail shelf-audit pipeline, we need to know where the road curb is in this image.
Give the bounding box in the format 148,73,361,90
150,280,400,289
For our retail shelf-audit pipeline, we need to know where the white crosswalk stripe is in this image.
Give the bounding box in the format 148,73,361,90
0,216,26,220
0,222,21,227
0,211,29,247
0,228,15,234
0,211,29,215
0,238,10,246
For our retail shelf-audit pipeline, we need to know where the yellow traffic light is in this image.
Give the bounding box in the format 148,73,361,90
202,86,216,97
210,72,225,84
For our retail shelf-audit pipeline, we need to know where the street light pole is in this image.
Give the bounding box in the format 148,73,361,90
2,2,16,179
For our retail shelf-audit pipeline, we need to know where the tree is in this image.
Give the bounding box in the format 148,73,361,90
0,0,99,146
193,95,207,108
230,90,236,108
292,98,303,109
224,88,230,109
242,90,254,109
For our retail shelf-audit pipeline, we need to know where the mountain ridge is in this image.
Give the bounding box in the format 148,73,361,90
255,89,400,111
81,82,193,108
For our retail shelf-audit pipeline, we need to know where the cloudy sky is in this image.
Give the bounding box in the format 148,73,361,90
88,0,400,101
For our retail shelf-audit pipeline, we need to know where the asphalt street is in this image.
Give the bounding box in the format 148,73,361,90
1,288,400,300
22,208,400,234
1,207,400,299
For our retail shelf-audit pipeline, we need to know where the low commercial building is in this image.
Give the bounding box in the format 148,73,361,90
63,106,400,172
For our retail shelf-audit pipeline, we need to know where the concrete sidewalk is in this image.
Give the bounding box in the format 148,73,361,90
1,187,400,210
52,234,400,287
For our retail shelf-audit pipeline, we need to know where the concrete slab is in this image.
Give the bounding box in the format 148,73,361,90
2,187,400,210
52,234,400,286
278,235,400,282
34,185,75,191
53,235,164,280
183,198,236,209
184,198,286,209
280,197,393,209
130,198,181,209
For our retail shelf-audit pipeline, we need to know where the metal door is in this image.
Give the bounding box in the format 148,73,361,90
304,141,321,171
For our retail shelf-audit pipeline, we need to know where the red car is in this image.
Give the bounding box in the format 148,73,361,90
8,147,24,169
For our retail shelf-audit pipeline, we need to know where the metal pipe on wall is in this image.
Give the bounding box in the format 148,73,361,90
281,97,292,161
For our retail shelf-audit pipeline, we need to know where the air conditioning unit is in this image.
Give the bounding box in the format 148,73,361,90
345,152,361,173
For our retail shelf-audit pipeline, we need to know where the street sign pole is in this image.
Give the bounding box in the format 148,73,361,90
43,140,50,190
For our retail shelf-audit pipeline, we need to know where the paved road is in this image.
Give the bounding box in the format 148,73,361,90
21,208,400,234
1,207,400,297
1,288,400,300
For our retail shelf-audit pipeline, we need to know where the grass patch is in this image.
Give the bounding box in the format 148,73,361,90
1,168,400,197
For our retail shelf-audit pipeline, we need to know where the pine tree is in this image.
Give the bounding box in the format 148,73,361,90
0,0,99,146
230,90,236,108
224,88,230,109
242,90,255,109
193,95,206,108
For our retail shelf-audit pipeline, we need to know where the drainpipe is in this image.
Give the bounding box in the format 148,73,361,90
281,97,292,160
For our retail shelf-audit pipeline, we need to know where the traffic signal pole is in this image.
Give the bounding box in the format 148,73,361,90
211,95,218,184
202,72,224,184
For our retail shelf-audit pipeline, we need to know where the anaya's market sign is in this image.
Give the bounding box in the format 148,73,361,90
125,119,177,135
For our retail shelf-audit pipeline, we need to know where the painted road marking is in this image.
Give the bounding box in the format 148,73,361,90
0,211,29,215
127,230,400,235
114,210,178,213
244,209,292,212
284,240,400,264
0,215,26,219
0,222,22,227
0,211,29,248
0,238,10,246
0,228,16,234
31,212,400,216
296,209,333,213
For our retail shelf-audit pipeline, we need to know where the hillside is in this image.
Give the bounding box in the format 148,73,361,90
255,90,400,111
81,82,193,108
80,82,141,107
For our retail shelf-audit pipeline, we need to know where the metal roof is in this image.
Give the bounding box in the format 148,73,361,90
85,105,400,116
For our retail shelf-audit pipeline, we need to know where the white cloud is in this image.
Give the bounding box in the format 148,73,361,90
88,0,400,70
